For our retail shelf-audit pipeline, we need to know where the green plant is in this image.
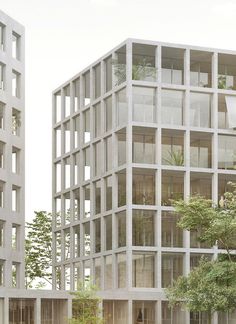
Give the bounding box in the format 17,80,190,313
69,281,104,324
132,58,157,81
112,57,157,84
12,114,21,134
166,186,236,322
218,75,227,89
163,150,184,166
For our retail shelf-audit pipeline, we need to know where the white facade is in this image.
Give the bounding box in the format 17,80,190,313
0,10,71,324
52,38,236,323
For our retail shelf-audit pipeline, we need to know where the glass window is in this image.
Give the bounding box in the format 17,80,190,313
0,220,4,247
105,255,113,289
64,229,70,260
12,70,20,98
84,260,91,282
103,300,128,324
132,210,155,246
73,116,80,149
9,299,35,324
190,92,211,128
105,176,112,211
190,133,212,168
83,71,90,106
105,56,112,92
55,197,62,226
162,301,185,324
12,185,20,212
83,109,90,143
94,64,101,99
190,173,212,199
118,171,126,207
161,254,183,287
84,185,90,218
105,96,112,132
12,32,20,60
162,47,184,85
73,78,80,112
55,231,61,262
73,225,80,258
73,152,79,186
161,89,183,125
55,127,61,158
94,103,101,138
117,211,126,248
133,171,155,205
55,162,61,193
162,131,184,166
74,262,80,290
94,218,101,253
133,301,156,324
0,260,4,286
218,53,236,90
162,171,184,206
117,253,126,288
118,131,126,166
105,136,112,171
94,141,101,177
132,253,155,288
162,212,183,247
0,181,4,208
133,87,156,123
133,130,155,164
105,215,112,250
12,108,21,136
94,258,101,288
73,188,80,221
84,147,90,180
113,45,126,86
0,24,4,51
0,63,5,90
55,92,61,123
12,146,19,173
132,43,157,81
218,135,236,170
64,157,70,189
0,102,4,129
64,192,70,224
12,224,19,250
94,180,101,215
83,222,90,256
190,50,212,88
117,88,127,126
64,85,70,117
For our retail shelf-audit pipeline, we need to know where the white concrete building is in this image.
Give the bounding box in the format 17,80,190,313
0,10,71,324
52,38,236,323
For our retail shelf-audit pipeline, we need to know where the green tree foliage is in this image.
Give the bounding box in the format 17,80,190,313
69,281,104,324
25,211,52,288
166,184,236,323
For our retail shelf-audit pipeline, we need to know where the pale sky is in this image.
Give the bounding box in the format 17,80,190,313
1,0,236,220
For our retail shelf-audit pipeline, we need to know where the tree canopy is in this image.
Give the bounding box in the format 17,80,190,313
25,211,52,289
166,184,236,323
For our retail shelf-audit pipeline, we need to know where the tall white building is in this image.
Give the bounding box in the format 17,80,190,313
52,38,236,323
0,10,70,324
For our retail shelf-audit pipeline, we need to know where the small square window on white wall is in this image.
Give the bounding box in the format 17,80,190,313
12,185,20,212
12,70,20,98
0,63,5,90
0,23,5,51
12,32,20,60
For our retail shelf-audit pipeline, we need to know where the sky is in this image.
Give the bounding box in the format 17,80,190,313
1,0,236,220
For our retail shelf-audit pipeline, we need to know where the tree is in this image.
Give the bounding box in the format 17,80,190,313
69,281,104,324
166,185,236,323
25,211,52,288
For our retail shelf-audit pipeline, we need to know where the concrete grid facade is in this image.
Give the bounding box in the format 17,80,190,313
0,10,71,324
52,38,236,324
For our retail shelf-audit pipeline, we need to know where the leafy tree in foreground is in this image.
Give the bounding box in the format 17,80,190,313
166,184,236,323
25,211,52,289
69,281,104,324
